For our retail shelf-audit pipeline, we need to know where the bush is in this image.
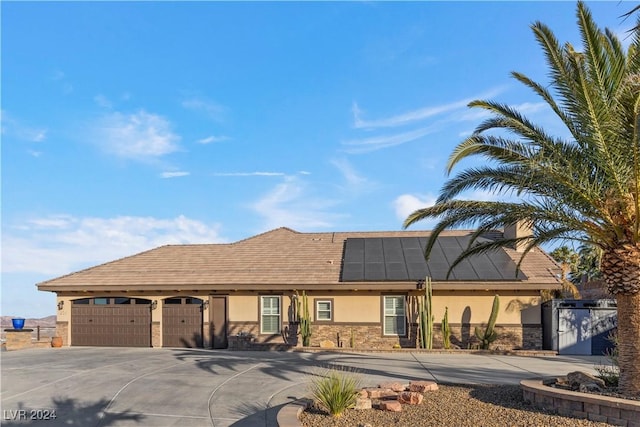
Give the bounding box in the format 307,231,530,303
309,367,361,417
594,330,619,388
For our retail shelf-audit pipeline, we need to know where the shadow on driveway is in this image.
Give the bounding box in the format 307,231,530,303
1,397,144,427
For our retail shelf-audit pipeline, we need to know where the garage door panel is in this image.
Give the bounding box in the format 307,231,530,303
71,299,151,347
162,298,203,348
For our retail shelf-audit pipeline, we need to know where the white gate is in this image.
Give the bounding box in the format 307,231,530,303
558,308,592,355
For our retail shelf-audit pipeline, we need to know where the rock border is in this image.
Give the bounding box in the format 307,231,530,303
520,378,640,426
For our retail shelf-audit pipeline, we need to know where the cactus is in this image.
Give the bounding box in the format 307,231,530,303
417,277,434,349
295,291,312,346
442,307,451,349
349,328,355,348
474,295,500,350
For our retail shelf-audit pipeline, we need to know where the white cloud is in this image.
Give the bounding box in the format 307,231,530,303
352,86,506,129
213,171,285,177
330,158,369,192
182,97,226,121
2,214,226,276
393,193,437,221
96,110,180,161
513,101,548,115
342,125,438,154
161,171,190,178
251,176,344,231
94,94,113,109
50,69,73,94
197,135,230,144
1,110,48,143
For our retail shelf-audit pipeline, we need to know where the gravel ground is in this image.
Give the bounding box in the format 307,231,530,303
299,384,614,427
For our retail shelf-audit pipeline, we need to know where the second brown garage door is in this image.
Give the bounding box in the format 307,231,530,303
162,297,203,347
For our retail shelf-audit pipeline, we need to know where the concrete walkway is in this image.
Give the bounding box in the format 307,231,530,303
0,348,607,427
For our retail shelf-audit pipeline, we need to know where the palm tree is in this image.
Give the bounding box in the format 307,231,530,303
404,2,640,395
548,246,581,299
575,243,603,283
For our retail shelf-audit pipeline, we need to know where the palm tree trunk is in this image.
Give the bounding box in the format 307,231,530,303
616,292,640,395
603,244,640,396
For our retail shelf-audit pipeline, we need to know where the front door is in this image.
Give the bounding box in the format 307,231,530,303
210,296,228,349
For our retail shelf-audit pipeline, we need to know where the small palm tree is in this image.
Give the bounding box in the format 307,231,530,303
548,246,581,299
404,2,640,395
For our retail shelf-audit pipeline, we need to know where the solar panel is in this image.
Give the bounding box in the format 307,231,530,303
343,238,364,262
340,236,526,282
364,262,386,280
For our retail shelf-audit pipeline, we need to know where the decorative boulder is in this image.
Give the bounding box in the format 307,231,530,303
378,382,407,392
380,401,402,412
567,371,606,390
398,391,424,405
354,397,372,410
409,380,439,392
364,388,398,399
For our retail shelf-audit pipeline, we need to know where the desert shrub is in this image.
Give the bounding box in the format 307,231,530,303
309,367,361,417
594,330,619,388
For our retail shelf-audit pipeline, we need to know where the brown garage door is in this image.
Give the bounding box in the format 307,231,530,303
162,297,203,348
71,297,152,347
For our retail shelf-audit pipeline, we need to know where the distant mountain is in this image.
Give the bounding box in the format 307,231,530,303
0,315,56,328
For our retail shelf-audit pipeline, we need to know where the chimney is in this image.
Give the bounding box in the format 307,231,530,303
503,221,532,252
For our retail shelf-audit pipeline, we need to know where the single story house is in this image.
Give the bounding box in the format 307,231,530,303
37,226,561,350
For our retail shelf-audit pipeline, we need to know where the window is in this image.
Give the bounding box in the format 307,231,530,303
260,296,281,334
94,298,109,305
315,300,333,321
383,296,406,336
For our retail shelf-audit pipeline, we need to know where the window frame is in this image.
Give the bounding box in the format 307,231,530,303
314,298,334,322
260,295,282,335
382,295,407,336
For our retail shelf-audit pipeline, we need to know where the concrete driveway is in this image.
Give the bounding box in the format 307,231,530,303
1,348,606,427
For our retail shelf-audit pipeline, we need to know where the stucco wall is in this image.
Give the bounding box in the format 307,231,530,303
54,290,544,349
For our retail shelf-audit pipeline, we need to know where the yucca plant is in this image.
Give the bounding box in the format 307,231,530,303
309,368,361,417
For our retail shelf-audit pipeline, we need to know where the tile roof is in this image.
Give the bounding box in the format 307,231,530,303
37,227,561,292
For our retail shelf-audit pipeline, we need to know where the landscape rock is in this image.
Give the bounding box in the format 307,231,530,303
364,388,398,399
379,401,402,412
357,389,369,399
567,371,606,390
409,380,439,392
319,340,335,348
579,382,603,393
354,397,372,410
378,382,407,392
398,391,424,405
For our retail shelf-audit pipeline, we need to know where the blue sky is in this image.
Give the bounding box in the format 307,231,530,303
1,1,635,318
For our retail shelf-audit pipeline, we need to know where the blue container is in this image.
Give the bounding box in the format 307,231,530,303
11,318,25,330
